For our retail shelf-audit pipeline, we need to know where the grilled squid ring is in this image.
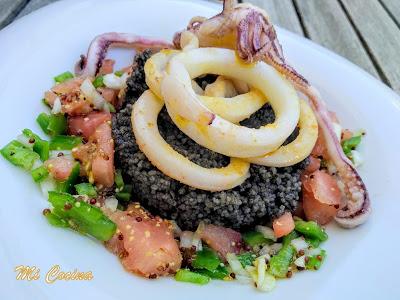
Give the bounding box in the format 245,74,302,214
131,90,250,192
199,89,266,123
161,47,300,158
145,50,268,123
145,49,180,98
245,100,318,167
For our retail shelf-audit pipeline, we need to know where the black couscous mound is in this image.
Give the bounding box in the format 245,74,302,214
112,50,308,231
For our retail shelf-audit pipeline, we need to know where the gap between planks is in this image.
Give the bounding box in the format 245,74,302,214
340,0,400,93
293,0,379,79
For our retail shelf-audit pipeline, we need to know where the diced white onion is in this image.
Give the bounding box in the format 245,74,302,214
351,150,363,167
92,93,106,109
104,197,118,212
103,73,124,89
120,73,129,88
179,230,202,250
332,122,342,141
294,255,306,268
290,237,309,252
259,243,283,256
32,159,42,170
245,265,257,282
226,253,248,276
270,243,283,253
192,232,203,251
17,134,34,148
256,255,267,288
80,78,106,109
257,273,276,292
40,177,56,198
170,220,182,238
259,245,270,256
255,225,277,241
80,78,96,97
179,231,194,248
51,97,62,114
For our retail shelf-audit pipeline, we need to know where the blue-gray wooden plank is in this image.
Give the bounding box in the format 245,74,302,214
341,0,400,93
294,0,379,78
0,0,28,29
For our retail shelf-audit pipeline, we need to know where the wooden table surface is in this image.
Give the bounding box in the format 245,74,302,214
1,0,399,94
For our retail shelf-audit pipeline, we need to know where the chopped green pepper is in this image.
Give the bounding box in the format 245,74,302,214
122,184,132,194
1,140,40,170
31,165,49,182
114,70,124,77
237,252,256,267
92,75,105,88
294,220,328,242
116,184,132,201
175,269,210,285
282,230,299,247
342,135,362,159
44,211,69,228
115,171,132,201
75,183,97,198
306,249,326,270
42,98,50,107
50,135,82,150
54,71,74,83
268,245,295,278
22,129,50,161
36,113,51,134
47,191,116,241
305,238,321,248
242,231,272,247
194,265,228,280
115,170,124,189
47,114,67,136
192,248,221,271
116,192,131,202
37,113,67,136
55,162,80,193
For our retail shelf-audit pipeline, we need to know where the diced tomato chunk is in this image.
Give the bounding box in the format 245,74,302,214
301,170,341,225
44,91,58,106
272,212,295,238
68,111,111,140
97,87,119,107
91,123,114,188
341,129,353,142
51,77,85,94
200,224,242,258
305,156,321,174
44,157,74,181
105,204,182,278
73,122,114,188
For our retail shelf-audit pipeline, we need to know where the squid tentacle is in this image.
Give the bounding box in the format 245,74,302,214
75,32,172,77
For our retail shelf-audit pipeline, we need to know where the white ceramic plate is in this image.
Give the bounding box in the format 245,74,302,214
0,0,399,299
